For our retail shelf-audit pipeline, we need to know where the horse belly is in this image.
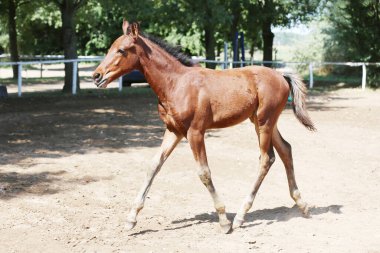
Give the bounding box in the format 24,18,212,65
210,93,257,128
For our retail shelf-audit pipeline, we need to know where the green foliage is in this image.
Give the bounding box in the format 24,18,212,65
289,21,326,66
323,0,380,87
0,0,331,67
18,3,62,55
251,0,321,26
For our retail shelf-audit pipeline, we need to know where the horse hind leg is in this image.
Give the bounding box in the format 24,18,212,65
272,125,310,216
233,119,276,229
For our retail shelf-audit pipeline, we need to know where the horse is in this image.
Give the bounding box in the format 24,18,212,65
93,20,316,233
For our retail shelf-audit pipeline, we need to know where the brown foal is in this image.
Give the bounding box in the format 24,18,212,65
93,21,316,233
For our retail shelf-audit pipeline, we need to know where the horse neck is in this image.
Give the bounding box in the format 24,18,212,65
135,37,188,100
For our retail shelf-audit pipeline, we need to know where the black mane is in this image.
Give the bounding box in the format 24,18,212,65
141,33,194,67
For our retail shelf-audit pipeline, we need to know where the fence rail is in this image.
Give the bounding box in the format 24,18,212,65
200,59,380,90
1,57,379,97
0,57,103,96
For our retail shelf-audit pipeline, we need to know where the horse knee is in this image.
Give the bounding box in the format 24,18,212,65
269,151,276,165
197,168,211,185
261,151,275,170
283,140,292,156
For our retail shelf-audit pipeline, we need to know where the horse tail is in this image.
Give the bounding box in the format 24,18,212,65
283,73,316,131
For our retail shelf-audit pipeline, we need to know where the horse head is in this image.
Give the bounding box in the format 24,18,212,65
93,20,141,88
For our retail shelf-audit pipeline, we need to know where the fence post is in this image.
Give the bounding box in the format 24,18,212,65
309,62,314,89
40,62,43,78
223,42,228,69
361,63,366,90
72,61,78,95
18,64,22,97
118,76,123,92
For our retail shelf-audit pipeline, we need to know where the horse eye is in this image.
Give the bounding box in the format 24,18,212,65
118,49,127,56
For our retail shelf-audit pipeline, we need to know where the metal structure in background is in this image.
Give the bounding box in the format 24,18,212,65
240,32,245,63
0,57,379,97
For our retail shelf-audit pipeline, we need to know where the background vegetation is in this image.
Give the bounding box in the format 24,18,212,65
0,0,379,89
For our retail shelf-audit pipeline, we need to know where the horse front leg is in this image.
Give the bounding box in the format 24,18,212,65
125,128,183,230
187,129,232,233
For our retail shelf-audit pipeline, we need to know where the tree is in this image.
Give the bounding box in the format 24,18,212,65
248,0,321,65
0,0,326,76
79,0,155,55
53,0,87,92
324,0,380,62
323,0,380,87
1,0,31,79
155,0,229,68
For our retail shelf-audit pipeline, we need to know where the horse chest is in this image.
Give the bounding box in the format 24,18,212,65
157,100,188,136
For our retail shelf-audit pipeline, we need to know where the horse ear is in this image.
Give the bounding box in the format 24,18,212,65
131,22,139,39
122,18,129,35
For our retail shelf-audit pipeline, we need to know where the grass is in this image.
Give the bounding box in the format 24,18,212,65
302,73,363,91
304,73,361,84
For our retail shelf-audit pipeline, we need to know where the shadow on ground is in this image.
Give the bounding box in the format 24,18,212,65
0,170,113,200
0,87,348,166
129,204,343,236
0,89,164,166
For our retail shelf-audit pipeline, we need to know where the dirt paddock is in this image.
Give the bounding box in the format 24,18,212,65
0,87,379,252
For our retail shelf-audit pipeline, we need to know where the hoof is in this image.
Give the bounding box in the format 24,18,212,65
232,218,244,229
299,203,311,217
125,220,137,231
220,222,232,234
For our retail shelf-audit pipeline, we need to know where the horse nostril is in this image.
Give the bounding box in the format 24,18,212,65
93,72,102,81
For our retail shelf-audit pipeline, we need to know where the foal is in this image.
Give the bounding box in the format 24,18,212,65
93,21,315,233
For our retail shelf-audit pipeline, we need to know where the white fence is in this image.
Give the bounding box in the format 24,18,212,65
0,57,105,97
202,59,379,91
1,57,379,97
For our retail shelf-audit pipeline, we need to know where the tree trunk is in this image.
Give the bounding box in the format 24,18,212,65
60,1,79,93
262,20,274,67
204,25,216,69
250,43,254,60
8,0,19,79
203,1,216,69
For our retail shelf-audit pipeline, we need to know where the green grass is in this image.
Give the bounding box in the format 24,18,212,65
304,73,361,84
302,73,363,91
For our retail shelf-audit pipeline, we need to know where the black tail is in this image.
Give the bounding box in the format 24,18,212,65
283,73,316,131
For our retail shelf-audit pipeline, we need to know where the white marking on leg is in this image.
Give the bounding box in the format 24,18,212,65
272,126,309,216
233,133,275,229
125,129,182,230
197,164,231,232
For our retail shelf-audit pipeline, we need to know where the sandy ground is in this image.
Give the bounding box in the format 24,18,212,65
0,87,380,252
